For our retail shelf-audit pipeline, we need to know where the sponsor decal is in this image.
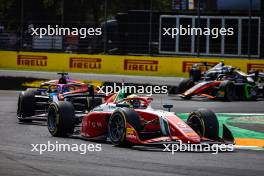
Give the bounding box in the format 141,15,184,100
176,122,187,128
124,59,158,72
247,63,264,72
126,127,137,139
126,127,134,135
17,55,47,67
182,61,217,72
69,57,101,70
87,121,103,129
185,132,198,137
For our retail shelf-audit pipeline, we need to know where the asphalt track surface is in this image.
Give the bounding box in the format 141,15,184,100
0,71,264,176
1,90,264,176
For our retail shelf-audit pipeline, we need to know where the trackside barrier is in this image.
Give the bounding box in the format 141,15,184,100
0,51,264,77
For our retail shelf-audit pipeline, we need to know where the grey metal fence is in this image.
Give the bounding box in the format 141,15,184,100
0,0,263,58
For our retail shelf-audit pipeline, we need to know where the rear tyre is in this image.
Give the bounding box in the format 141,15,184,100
26,88,41,95
189,68,202,82
108,108,142,147
178,79,194,94
181,95,192,100
17,90,36,122
47,101,75,137
168,86,178,94
187,108,219,140
248,86,258,101
219,81,235,101
87,97,103,111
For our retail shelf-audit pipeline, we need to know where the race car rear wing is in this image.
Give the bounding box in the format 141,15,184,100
247,71,264,82
192,62,222,69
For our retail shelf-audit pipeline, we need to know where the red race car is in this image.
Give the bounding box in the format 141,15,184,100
47,90,234,147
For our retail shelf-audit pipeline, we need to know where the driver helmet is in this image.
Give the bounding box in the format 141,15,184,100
222,66,230,74
127,94,141,108
220,60,225,66
127,94,139,99
58,77,67,84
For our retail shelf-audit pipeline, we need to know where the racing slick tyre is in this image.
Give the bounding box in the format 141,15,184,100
87,97,103,111
178,78,194,94
189,68,202,82
108,108,143,147
26,88,41,95
47,101,75,137
168,86,179,94
219,81,235,101
17,90,36,122
187,108,219,140
247,86,258,101
180,95,192,100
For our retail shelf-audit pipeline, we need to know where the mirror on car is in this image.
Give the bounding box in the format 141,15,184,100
163,104,173,112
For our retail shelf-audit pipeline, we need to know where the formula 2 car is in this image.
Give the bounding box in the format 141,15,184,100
17,73,103,122
189,61,264,84
47,90,234,148
171,62,264,101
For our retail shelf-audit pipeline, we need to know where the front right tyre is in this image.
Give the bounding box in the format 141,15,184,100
187,108,219,140
17,90,36,122
178,78,195,94
108,108,142,147
47,101,75,137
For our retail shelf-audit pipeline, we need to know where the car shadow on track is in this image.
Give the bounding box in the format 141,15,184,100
18,121,47,126
168,96,264,102
122,146,238,154
17,120,238,154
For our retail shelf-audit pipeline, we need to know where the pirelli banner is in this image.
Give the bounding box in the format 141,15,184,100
0,51,264,77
